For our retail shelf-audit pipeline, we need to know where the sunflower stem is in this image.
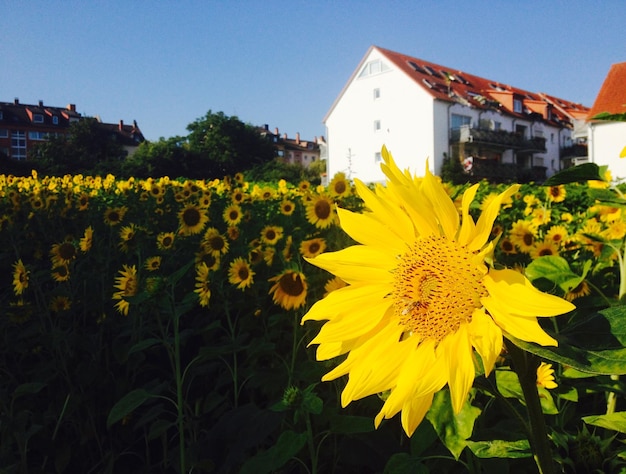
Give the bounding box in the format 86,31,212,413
506,340,555,474
171,293,186,473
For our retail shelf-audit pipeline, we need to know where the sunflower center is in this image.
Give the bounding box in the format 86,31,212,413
209,236,225,251
280,272,305,296
523,233,534,246
393,235,487,342
315,200,331,219
238,266,249,280
59,242,77,260
334,181,346,194
183,208,201,226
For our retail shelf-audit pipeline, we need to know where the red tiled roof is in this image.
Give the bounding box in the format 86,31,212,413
587,62,626,120
374,46,589,125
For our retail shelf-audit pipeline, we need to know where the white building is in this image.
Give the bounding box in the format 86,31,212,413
324,46,589,183
586,62,626,180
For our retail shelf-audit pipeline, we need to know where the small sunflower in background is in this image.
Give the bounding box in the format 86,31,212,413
195,249,220,271
104,206,128,226
12,259,29,296
260,225,283,246
545,225,568,247
536,362,558,389
50,240,78,268
223,203,243,226
546,185,566,203
144,256,162,272
112,265,138,316
280,199,296,216
328,172,351,199
50,295,72,313
202,227,229,256
509,220,538,253
118,224,139,253
305,194,336,229
80,226,94,252
178,203,209,236
157,232,176,251
565,280,591,302
530,239,560,259
76,192,90,211
323,276,347,297
269,269,308,310
231,189,248,205
228,257,255,290
300,238,327,258
51,265,70,282
194,263,211,307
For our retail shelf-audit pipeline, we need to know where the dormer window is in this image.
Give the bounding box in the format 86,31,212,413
513,99,523,113
33,114,44,123
52,116,59,125
358,59,390,78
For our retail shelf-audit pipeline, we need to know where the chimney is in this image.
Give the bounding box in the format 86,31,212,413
119,119,124,131
38,100,43,107
296,132,300,144
274,127,279,135
263,124,269,131
283,133,287,140
14,98,19,105
67,104,76,112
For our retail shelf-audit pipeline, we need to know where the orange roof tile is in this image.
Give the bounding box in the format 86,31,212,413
587,62,626,120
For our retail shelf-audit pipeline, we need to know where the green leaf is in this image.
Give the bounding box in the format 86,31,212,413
582,412,626,433
543,163,603,185
239,430,307,474
127,338,162,355
13,382,47,398
467,439,531,458
495,369,558,414
426,389,481,460
329,415,375,434
507,306,626,375
525,255,586,292
383,453,429,474
107,388,155,428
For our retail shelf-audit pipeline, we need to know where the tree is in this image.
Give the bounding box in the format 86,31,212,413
30,118,126,176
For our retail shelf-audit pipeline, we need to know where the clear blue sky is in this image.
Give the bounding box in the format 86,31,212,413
2,1,625,142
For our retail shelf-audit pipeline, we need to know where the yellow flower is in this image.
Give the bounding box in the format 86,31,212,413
202,227,229,256
178,203,209,236
223,204,243,226
80,226,94,252
194,263,211,307
260,225,284,245
118,224,139,253
565,280,591,301
280,199,296,216
50,241,78,268
499,238,516,255
509,220,537,253
51,265,70,282
602,220,626,241
112,265,138,316
531,208,551,227
269,269,308,310
545,225,568,246
228,257,255,290
50,295,72,313
530,240,560,259
546,185,566,203
157,232,176,251
329,172,351,198
536,362,557,389
300,238,327,258
301,147,575,436
104,206,128,226
12,259,29,295
305,194,336,229
144,256,162,271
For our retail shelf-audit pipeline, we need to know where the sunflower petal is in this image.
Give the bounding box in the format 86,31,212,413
336,207,408,253
302,282,390,323
439,324,475,413
469,184,520,251
469,308,503,376
305,246,394,285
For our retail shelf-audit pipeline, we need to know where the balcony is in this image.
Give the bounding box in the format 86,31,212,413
451,125,547,153
468,159,547,184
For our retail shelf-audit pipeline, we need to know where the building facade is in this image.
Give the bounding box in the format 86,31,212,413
0,98,144,161
324,46,589,183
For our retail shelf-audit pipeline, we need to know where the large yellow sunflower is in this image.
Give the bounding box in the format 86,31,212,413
223,203,243,226
305,194,336,229
301,147,574,436
269,269,308,310
178,203,209,236
112,264,138,316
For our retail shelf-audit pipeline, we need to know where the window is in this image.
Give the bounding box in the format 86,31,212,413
52,116,59,125
451,114,472,130
515,124,527,138
374,120,381,132
373,88,380,99
0,129,8,138
28,131,48,140
33,114,44,123
494,121,502,130
358,59,390,78
11,130,26,160
513,99,523,113
374,152,382,163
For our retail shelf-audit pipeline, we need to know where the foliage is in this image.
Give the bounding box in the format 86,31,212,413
1,161,626,472
244,159,321,186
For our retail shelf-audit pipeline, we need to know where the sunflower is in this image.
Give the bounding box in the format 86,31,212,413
231,189,248,204
228,257,255,290
545,225,568,246
499,237,516,255
536,362,557,389
12,259,29,296
202,227,229,256
323,276,347,297
530,240,560,259
546,185,566,203
283,235,294,261
602,220,626,241
269,269,308,310
144,256,162,271
509,220,537,253
119,224,139,253
300,238,327,258
50,295,72,313
178,203,209,236
157,232,176,251
565,280,591,302
104,206,128,226
51,265,70,282
298,180,311,192
305,194,336,229
260,225,284,245
80,226,94,252
301,147,574,436
194,263,211,307
234,172,245,185
112,264,138,316
50,241,78,268
223,204,243,226
227,226,240,241
329,172,351,198
280,199,296,216
195,250,220,271
76,192,90,211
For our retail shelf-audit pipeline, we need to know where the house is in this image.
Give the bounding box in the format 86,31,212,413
585,62,626,180
324,46,590,183
0,98,145,161
258,125,325,168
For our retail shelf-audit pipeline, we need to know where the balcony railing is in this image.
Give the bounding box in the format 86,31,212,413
451,125,547,152
468,159,547,183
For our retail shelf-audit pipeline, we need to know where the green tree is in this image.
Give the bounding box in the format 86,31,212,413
120,136,191,179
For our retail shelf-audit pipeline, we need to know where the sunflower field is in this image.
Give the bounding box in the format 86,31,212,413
1,156,626,473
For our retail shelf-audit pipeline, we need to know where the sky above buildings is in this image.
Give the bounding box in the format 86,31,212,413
2,1,625,142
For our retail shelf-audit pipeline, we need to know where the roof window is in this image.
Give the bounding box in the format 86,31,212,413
423,65,442,78
407,61,425,74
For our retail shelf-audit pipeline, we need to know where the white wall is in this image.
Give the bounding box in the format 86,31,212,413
589,122,626,180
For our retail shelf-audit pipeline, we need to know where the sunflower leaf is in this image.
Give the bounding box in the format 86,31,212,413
106,388,156,428
239,430,307,474
543,163,604,185
466,439,531,459
582,412,626,433
426,389,481,460
525,255,587,292
507,306,626,375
